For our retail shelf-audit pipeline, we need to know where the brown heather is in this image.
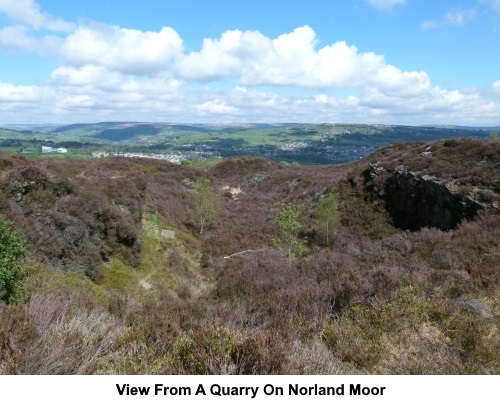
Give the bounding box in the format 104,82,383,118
0,138,498,374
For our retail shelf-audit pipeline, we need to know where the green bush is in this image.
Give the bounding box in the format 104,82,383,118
0,219,26,303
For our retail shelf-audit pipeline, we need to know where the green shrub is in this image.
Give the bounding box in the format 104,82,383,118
0,219,26,303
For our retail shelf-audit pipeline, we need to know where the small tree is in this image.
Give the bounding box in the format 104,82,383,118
491,130,499,141
315,193,341,246
272,202,304,263
193,179,220,235
0,219,26,304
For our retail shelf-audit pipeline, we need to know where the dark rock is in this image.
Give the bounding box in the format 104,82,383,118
181,178,194,189
362,149,499,231
385,169,484,231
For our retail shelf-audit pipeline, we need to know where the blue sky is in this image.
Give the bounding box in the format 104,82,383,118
0,0,499,125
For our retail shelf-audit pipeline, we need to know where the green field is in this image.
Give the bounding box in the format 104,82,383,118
0,122,493,164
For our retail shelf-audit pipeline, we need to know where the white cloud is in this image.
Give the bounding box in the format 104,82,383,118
361,85,490,116
49,65,124,89
0,19,184,75
196,100,238,115
60,24,183,75
366,0,407,10
0,25,63,54
186,85,500,125
49,76,186,122
0,0,498,127
480,0,500,12
445,8,477,26
1,75,498,126
422,8,476,30
492,80,500,95
420,20,438,30
175,29,271,81
49,65,182,103
0,0,74,32
176,25,431,97
0,81,55,102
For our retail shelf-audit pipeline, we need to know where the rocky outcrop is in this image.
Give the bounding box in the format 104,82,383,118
365,163,499,231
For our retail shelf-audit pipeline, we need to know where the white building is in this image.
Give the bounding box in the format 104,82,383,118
42,146,68,154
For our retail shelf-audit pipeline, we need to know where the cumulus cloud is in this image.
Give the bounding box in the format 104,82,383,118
361,85,488,116
492,80,500,95
0,0,498,126
0,0,73,55
49,65,182,105
422,8,477,30
0,0,74,32
0,19,184,76
366,0,407,10
49,65,125,89
176,29,271,81
196,100,238,115
60,24,183,75
176,25,431,97
0,25,63,54
188,85,500,125
45,72,186,123
1,74,498,126
0,81,55,103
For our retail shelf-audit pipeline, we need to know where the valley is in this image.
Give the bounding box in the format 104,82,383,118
1,122,495,165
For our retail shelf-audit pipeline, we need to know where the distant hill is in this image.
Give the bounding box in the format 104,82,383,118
424,124,500,131
94,124,164,141
49,123,115,133
0,122,495,164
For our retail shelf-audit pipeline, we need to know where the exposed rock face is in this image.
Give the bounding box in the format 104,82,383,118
365,163,498,231
386,166,484,231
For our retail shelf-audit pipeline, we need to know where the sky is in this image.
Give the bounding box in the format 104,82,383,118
0,0,499,125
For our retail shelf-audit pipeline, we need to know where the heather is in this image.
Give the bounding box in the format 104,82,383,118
0,139,498,374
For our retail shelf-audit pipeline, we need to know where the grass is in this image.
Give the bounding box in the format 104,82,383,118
98,257,139,295
322,284,499,374
136,212,208,300
23,262,110,308
90,211,207,302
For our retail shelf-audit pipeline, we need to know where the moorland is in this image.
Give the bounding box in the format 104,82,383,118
0,129,498,374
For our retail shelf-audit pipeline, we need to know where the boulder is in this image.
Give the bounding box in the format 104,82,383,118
160,229,175,240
